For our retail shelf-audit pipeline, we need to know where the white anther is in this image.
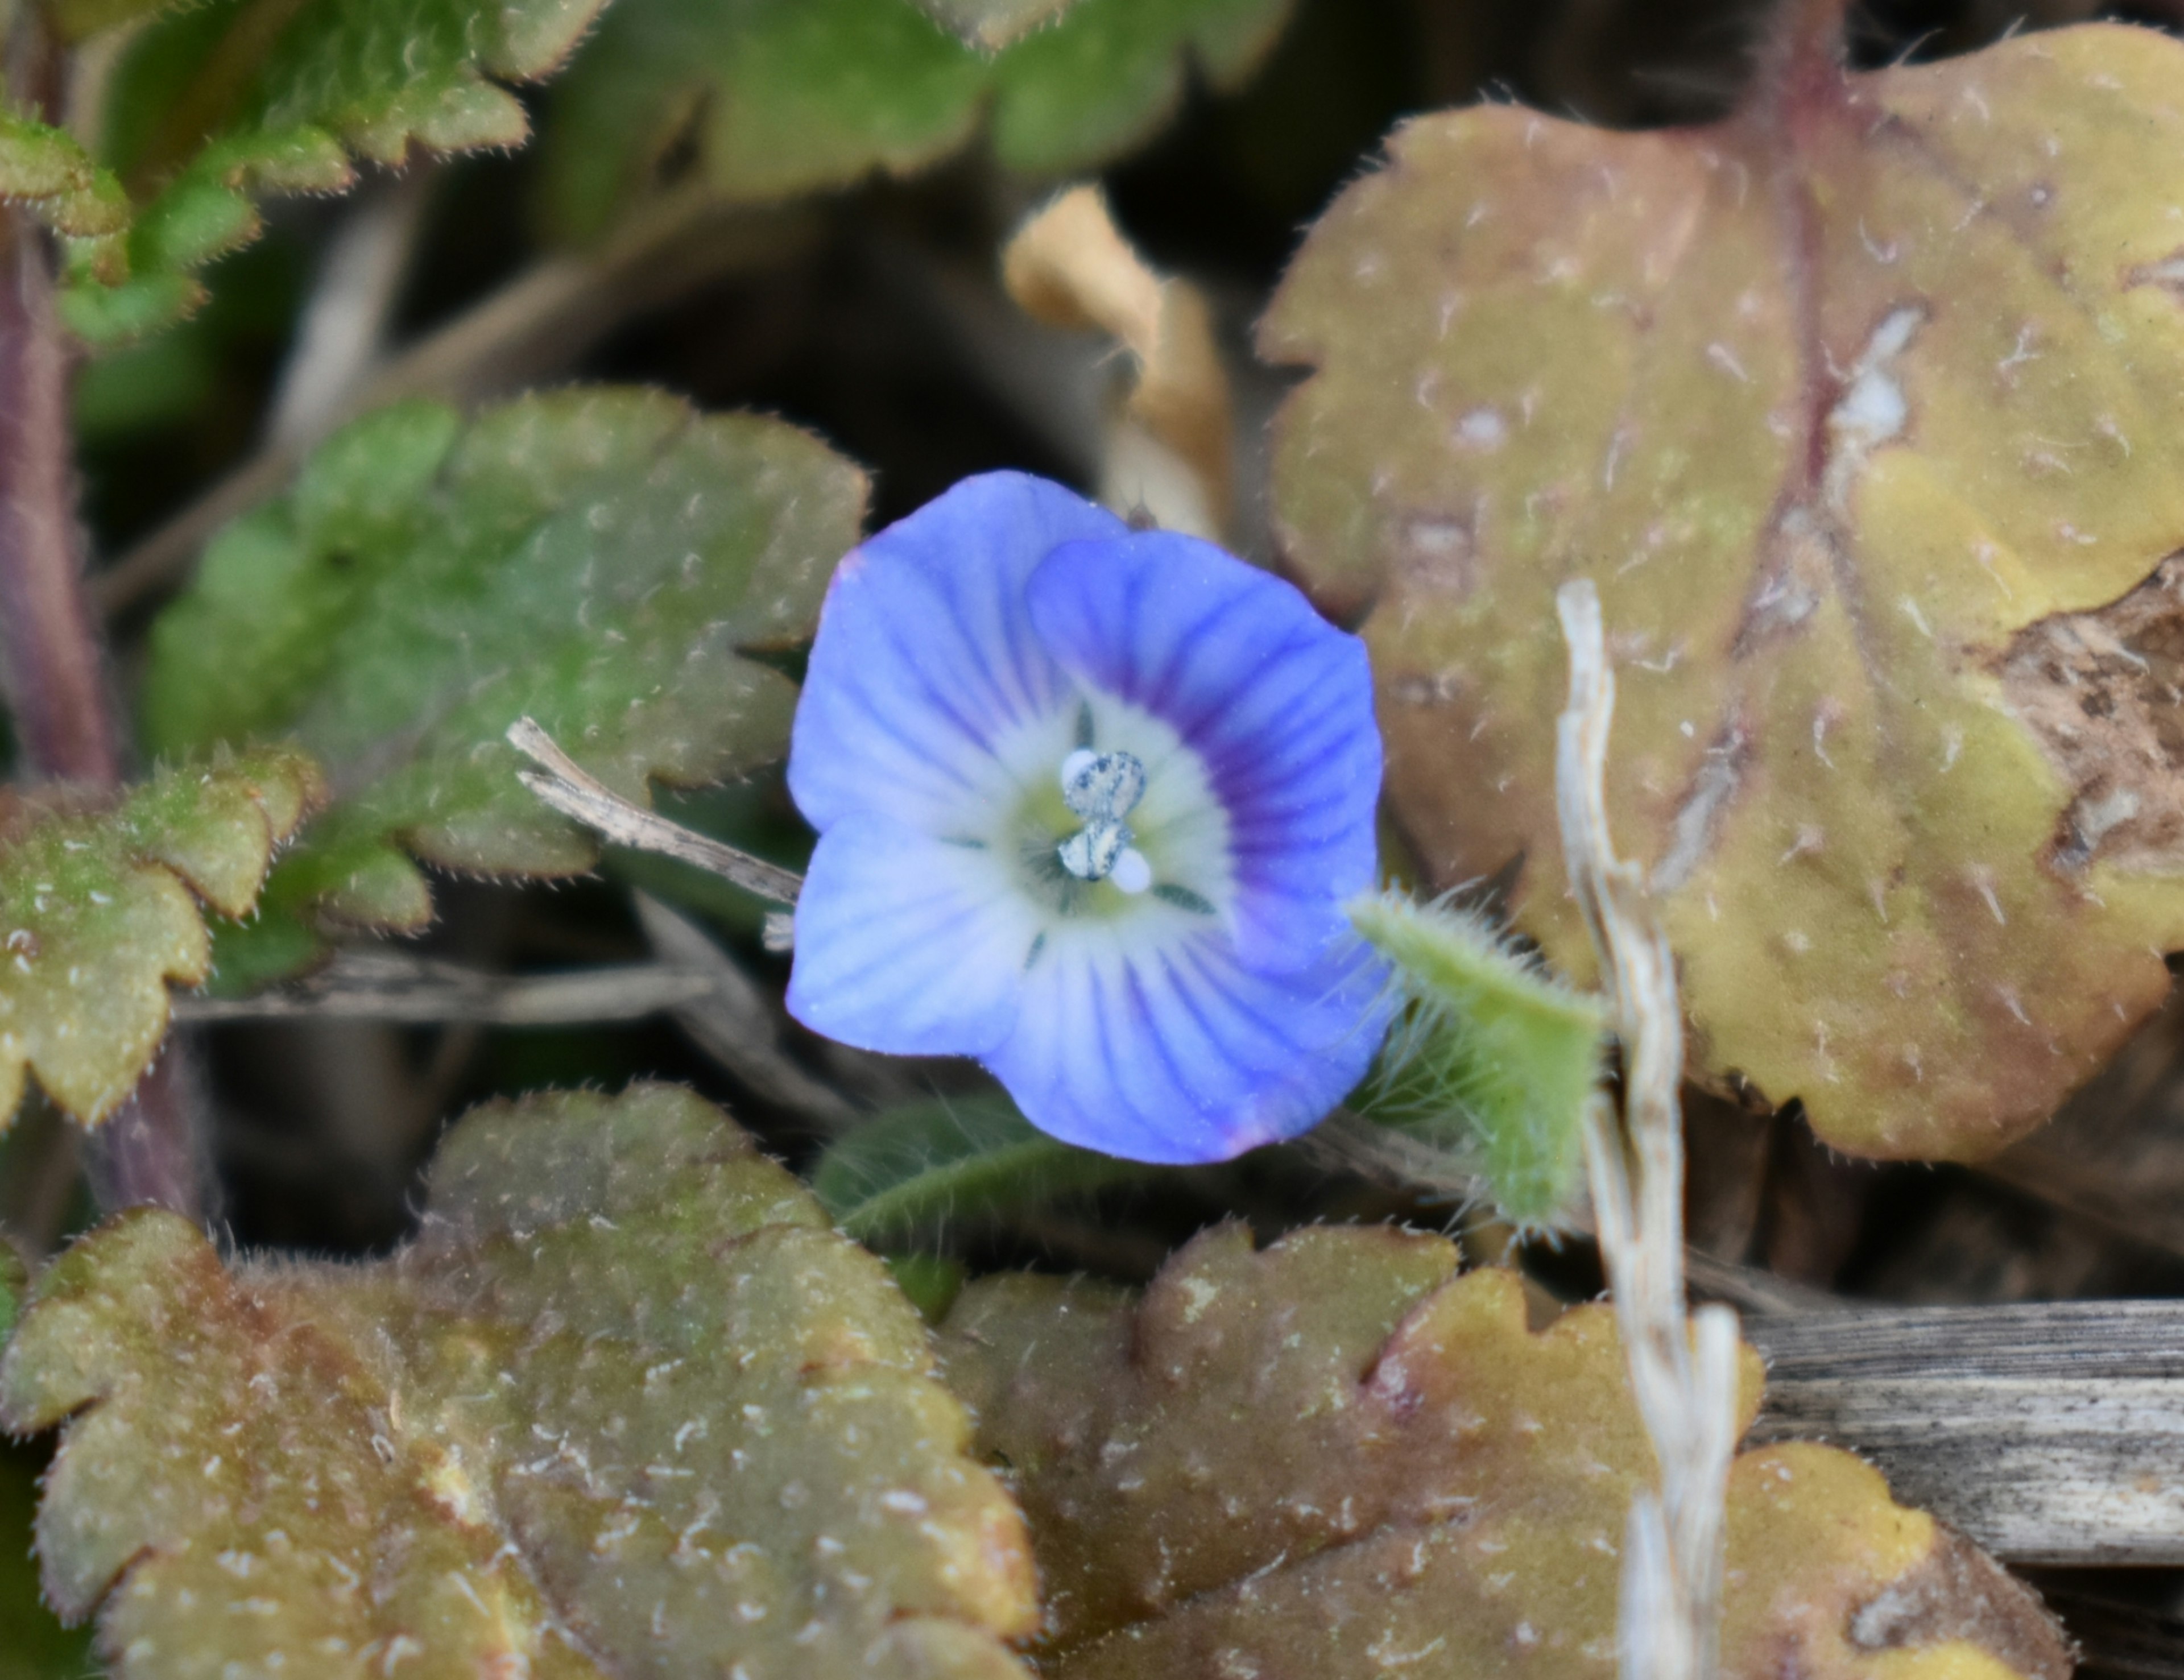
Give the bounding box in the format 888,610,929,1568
1108,849,1152,895
1062,751,1147,821
1059,818,1132,882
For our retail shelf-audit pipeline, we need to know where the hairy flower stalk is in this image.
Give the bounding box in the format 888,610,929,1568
784,473,1390,1163
1556,579,1742,1680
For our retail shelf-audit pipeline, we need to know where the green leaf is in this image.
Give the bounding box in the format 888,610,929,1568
142,387,866,975
57,0,615,342
0,1249,88,1680
984,0,1295,175
540,0,1298,242
0,1241,21,1341
1347,890,1604,1226
0,1085,1040,1677
44,0,172,38
937,1226,2070,1680
1262,23,2184,1161
0,748,320,1131
0,1438,93,1680
812,1097,1149,1248
0,115,127,258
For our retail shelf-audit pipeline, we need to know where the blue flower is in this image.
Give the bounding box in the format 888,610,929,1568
785,473,1389,1164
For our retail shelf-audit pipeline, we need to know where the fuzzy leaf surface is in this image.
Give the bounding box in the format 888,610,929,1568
938,1226,2070,1680
0,116,127,258
142,388,866,973
1349,890,1604,1223
0,1085,1039,1679
59,0,611,340
540,0,1296,241
0,749,319,1130
1263,24,2184,1159
0,1288,91,1680
812,1098,1148,1249
0,1445,92,1680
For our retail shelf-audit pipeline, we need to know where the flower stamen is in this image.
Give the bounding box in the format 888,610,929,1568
1056,748,1152,892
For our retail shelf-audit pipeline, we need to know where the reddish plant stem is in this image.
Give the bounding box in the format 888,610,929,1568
0,190,209,1220
1750,0,1849,115
80,1058,209,1219
0,221,121,784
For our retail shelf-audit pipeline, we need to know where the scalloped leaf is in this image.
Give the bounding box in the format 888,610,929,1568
141,387,866,978
0,115,128,264
937,1226,2070,1680
55,0,613,342
540,0,1297,242
1261,23,2184,1160
0,1085,1039,1678
0,748,320,1131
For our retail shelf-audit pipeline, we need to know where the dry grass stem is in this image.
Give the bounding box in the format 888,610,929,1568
173,949,719,1025
99,192,821,616
1555,578,1742,1680
506,717,803,950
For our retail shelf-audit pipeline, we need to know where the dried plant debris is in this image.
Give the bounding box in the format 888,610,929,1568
142,388,865,982
0,748,320,1131
59,0,614,340
1003,185,1235,541
540,0,1299,241
0,1085,1039,1679
937,1224,2070,1680
1262,23,2184,1160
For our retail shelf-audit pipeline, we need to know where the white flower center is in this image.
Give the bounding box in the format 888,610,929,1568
1056,748,1151,892
952,694,1235,946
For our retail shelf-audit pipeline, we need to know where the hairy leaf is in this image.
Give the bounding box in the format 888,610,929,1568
0,1251,90,1680
0,748,320,1130
5,1247,88,1680
1263,23,2184,1159
142,388,865,974
59,0,610,340
938,1226,2070,1680
1349,889,1604,1224
0,115,127,263
812,1098,1148,1249
540,0,1297,242
0,1085,1039,1678
0,1439,92,1680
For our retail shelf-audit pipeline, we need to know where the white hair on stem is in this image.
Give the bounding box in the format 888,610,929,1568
1553,580,1741,1680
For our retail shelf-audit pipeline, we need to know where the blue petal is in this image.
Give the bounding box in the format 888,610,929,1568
983,929,1392,1164
787,812,1040,1057
790,474,1131,835
1025,531,1382,970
